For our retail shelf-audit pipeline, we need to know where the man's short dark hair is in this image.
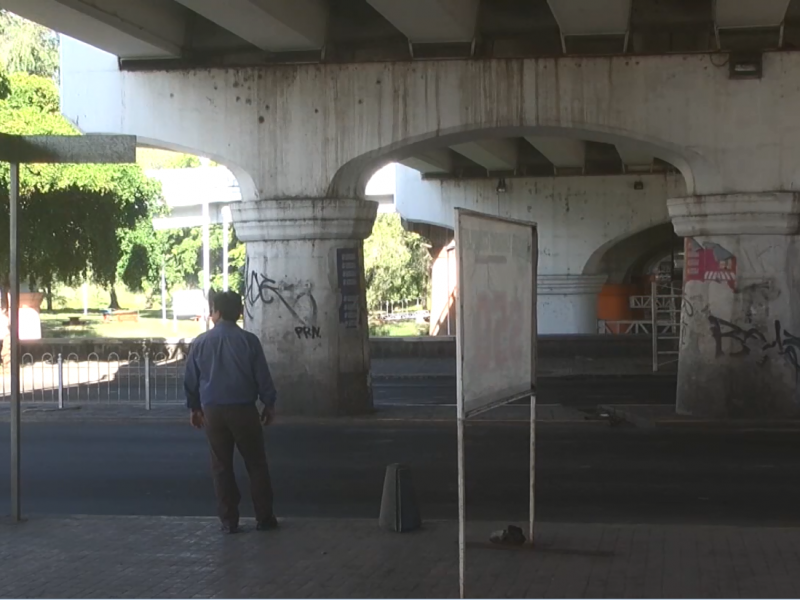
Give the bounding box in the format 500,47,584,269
211,291,243,322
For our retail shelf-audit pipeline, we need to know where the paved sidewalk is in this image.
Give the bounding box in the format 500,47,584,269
0,402,593,424
1,516,799,598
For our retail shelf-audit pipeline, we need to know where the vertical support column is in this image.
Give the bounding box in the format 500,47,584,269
537,275,608,334
232,199,378,416
669,193,800,418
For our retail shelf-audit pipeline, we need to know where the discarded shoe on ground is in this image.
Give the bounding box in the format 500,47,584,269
489,525,526,546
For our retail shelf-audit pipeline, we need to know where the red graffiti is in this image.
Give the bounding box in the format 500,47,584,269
684,238,737,290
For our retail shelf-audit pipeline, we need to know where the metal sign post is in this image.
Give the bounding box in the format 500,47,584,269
454,209,538,598
9,162,20,522
1,133,136,522
222,205,231,292
202,200,211,330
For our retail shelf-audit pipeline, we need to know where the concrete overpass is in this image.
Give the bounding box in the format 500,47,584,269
5,0,800,419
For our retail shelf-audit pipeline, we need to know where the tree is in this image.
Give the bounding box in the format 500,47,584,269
0,11,59,80
0,71,163,309
363,213,431,311
0,64,9,100
161,225,245,295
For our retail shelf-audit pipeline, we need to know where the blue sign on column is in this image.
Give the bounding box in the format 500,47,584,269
337,248,361,329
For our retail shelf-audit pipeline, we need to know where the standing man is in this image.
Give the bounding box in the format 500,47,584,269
184,290,279,534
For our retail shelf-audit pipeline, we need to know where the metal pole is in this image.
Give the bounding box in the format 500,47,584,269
202,201,210,296
529,393,536,544
160,262,167,324
651,280,658,372
446,247,453,335
222,206,230,292
457,414,466,600
82,281,89,316
144,352,151,411
9,162,21,522
57,353,64,410
202,201,210,331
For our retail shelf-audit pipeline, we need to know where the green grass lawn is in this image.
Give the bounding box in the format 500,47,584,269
40,310,207,339
42,312,427,339
368,321,428,337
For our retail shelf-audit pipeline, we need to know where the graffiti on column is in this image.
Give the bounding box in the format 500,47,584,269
762,320,800,380
709,315,800,381
679,296,695,348
244,257,319,332
685,238,737,290
295,326,322,340
708,315,766,357
337,248,361,329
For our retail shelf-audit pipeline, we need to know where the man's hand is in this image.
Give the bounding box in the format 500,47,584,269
260,407,275,427
190,409,205,429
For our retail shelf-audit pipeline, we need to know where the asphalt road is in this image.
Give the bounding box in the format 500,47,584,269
1,419,798,527
374,376,676,408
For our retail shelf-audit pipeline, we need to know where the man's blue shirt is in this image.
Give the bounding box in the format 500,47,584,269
183,321,277,411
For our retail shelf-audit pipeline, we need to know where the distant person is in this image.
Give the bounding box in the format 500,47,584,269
184,290,278,534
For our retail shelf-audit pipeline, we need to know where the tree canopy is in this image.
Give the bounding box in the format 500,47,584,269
364,213,431,310
0,10,59,80
0,69,163,303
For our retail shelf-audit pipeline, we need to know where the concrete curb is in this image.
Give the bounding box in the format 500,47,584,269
372,373,454,380
599,404,800,431
0,404,604,426
373,373,678,382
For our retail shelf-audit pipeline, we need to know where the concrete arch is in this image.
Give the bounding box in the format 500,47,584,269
583,221,679,284
328,124,713,201
135,137,259,201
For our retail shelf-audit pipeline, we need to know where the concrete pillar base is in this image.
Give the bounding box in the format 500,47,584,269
232,199,378,416
669,193,800,418
537,275,607,334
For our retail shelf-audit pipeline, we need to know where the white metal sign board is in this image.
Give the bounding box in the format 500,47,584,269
455,209,537,418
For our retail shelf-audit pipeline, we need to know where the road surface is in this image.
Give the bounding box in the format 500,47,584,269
1,419,797,526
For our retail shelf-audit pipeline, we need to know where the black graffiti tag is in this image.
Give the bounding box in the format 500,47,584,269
244,256,318,326
709,315,800,381
762,320,800,379
295,326,322,340
708,315,766,358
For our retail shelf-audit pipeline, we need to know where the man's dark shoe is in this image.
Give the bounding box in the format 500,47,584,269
220,522,240,534
256,516,279,531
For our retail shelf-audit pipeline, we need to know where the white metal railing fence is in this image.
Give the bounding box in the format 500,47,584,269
0,348,186,408
371,298,429,322
597,281,682,372
648,281,682,372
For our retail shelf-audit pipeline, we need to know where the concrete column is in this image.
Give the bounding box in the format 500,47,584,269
537,275,607,334
669,193,800,418
232,198,378,416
